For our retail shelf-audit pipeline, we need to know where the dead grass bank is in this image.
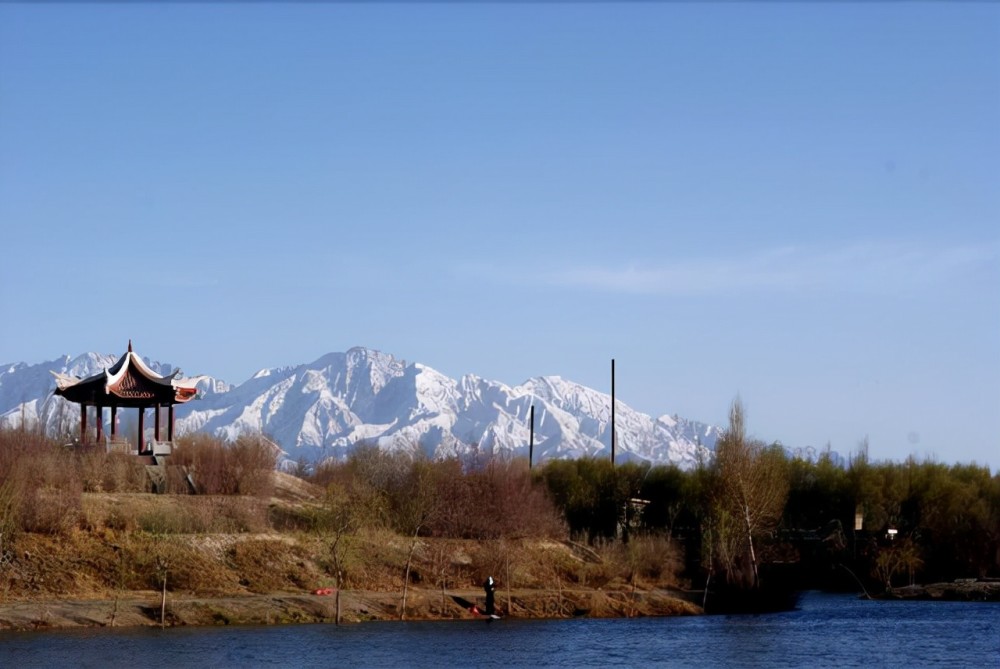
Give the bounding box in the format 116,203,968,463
0,471,698,631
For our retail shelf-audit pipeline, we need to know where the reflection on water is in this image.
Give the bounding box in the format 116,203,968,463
1,592,998,668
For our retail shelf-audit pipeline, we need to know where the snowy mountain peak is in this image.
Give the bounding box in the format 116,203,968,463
1,347,728,469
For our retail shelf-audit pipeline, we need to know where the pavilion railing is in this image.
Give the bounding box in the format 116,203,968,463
106,437,135,455
77,436,174,457
148,440,174,456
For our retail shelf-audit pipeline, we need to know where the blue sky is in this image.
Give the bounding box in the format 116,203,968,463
1,4,997,468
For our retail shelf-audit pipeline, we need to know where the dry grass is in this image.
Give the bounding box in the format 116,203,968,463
227,537,315,593
0,526,692,628
81,494,271,535
78,450,150,493
0,429,688,616
1,476,687,603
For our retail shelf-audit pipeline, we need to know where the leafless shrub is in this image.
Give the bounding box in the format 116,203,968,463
578,534,683,589
103,452,151,492
625,534,683,586
172,433,277,496
0,476,21,544
164,465,194,495
0,429,83,535
474,459,566,539
310,450,566,541
77,447,107,493
228,435,278,497
171,434,224,491
0,428,47,480
431,459,565,540
584,538,625,588
77,449,151,493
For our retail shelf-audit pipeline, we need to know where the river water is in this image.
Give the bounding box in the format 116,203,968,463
1,591,997,668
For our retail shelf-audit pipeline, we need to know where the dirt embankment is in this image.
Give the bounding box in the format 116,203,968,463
0,474,701,631
0,587,702,631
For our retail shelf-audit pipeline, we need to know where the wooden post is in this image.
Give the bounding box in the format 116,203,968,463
154,404,161,442
401,529,421,621
111,406,118,439
138,407,145,454
505,550,511,616
168,405,175,442
96,405,103,442
335,588,341,625
80,404,87,444
629,577,637,618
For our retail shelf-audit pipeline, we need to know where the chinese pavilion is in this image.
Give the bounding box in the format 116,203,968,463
51,341,199,455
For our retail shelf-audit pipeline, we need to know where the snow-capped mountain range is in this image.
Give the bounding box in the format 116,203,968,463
1,347,728,468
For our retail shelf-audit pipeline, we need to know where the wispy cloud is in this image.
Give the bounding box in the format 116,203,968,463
533,241,998,297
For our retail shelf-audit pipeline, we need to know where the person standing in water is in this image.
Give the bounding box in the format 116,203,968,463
484,576,496,616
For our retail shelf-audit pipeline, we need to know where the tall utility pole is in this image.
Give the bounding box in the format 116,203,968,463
528,405,535,470
611,358,616,467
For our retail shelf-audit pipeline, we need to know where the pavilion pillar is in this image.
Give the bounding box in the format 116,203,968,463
96,405,104,443
138,407,145,454
80,405,87,444
154,404,161,442
168,405,175,442
110,406,118,439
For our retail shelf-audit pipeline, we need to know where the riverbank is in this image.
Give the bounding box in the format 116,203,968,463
0,586,702,631
877,580,1000,602
6,592,999,668
0,473,705,632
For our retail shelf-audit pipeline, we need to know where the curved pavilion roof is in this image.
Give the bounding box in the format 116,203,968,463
51,341,199,408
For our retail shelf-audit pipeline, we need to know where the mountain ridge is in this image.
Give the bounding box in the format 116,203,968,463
0,346,778,468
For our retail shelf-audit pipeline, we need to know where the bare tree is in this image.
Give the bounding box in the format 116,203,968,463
319,475,386,591
399,459,445,620
711,398,789,588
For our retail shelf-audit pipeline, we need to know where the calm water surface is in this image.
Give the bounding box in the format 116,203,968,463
1,592,997,668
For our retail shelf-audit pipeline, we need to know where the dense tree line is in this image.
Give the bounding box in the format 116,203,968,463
536,405,1000,591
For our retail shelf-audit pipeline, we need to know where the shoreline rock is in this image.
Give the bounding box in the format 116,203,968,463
877,580,1000,602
